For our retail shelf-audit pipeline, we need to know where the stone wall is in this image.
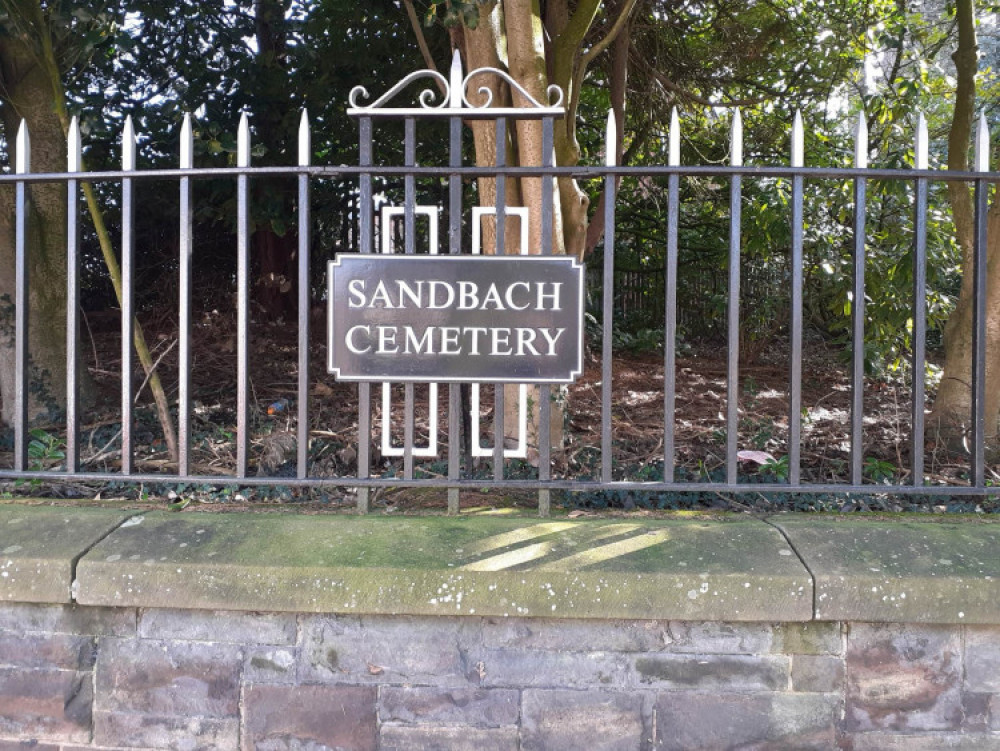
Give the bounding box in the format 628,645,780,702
3,505,1000,749
1,604,999,750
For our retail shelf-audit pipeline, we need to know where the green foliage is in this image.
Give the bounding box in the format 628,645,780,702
423,0,480,30
27,428,65,469
762,455,790,482
863,457,896,484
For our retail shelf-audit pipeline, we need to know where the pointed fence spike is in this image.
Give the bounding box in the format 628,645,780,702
669,107,680,167
791,110,804,168
975,113,990,172
298,109,310,167
605,110,617,167
180,113,193,169
854,112,868,169
730,109,743,167
449,49,463,108
122,115,136,171
237,112,250,168
15,119,30,174
68,116,81,173
915,112,928,171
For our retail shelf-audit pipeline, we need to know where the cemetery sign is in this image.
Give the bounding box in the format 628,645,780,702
327,255,584,383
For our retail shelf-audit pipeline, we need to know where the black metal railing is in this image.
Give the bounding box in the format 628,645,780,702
0,64,997,512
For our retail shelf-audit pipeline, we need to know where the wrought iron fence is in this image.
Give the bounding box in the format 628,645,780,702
0,54,997,512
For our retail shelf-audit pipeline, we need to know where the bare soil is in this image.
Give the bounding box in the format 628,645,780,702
1,312,994,513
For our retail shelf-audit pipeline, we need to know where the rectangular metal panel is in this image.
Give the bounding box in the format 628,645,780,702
328,255,584,384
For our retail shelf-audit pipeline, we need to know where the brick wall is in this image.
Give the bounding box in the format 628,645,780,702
1,604,999,750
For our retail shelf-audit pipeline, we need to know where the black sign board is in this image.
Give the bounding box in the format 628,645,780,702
327,255,584,383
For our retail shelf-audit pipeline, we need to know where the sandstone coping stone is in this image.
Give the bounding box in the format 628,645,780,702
74,513,813,621
0,506,137,604
771,516,1000,623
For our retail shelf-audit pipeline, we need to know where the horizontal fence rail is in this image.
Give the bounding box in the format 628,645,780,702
1,71,998,512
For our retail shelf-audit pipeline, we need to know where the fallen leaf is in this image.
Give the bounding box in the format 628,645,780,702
737,450,776,465
367,662,384,675
311,382,335,398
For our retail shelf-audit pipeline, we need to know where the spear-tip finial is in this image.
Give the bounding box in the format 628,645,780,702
238,112,250,168
298,109,310,167
122,115,136,171
180,113,193,169
605,110,617,167
854,112,868,169
449,49,463,108
791,110,804,168
15,119,29,174
975,113,990,172
915,112,928,171
669,107,680,167
68,116,81,173
730,109,743,167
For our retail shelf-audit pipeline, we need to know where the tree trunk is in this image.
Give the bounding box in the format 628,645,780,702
933,208,1000,451
0,33,84,425
453,0,635,457
931,0,1000,453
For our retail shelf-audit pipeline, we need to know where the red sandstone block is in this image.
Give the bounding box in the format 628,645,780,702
380,726,519,751
653,692,838,750
0,604,134,637
0,741,60,751
0,633,96,671
846,623,962,731
0,668,92,744
138,609,296,645
299,615,477,686
521,689,644,751
379,687,520,727
93,711,238,749
242,684,376,751
95,639,241,717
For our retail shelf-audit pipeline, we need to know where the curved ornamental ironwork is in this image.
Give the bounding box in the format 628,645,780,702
348,50,565,119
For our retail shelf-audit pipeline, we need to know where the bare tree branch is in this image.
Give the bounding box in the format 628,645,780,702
567,0,638,127
402,0,446,97
644,65,762,109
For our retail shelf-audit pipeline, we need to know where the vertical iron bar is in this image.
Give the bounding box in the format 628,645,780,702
357,115,374,513
664,108,680,484
538,115,554,516
601,112,617,485
493,117,506,483
297,110,311,478
178,114,193,477
849,114,867,486
403,117,416,480
121,117,136,476
789,111,805,486
236,114,251,478
726,111,743,486
911,114,928,487
66,118,81,473
971,115,989,488
13,121,29,472
447,112,462,514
